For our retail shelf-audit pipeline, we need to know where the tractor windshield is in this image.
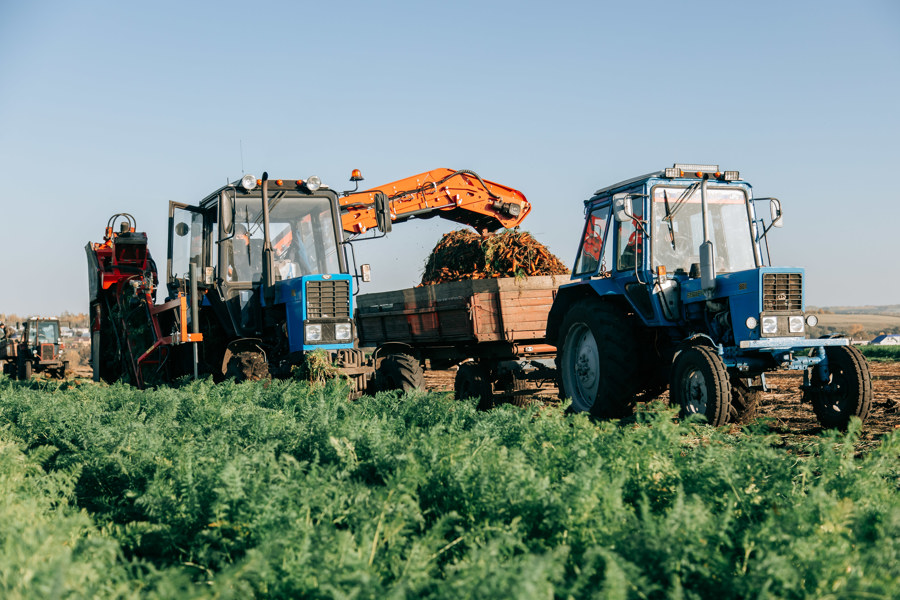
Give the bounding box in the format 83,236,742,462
225,194,341,283
651,186,756,275
29,321,59,344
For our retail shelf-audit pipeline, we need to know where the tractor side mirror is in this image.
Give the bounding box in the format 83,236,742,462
374,192,392,233
220,190,234,236
769,198,783,228
612,193,633,223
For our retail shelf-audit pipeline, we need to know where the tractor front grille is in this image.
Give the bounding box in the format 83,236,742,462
306,279,351,319
763,272,802,311
40,343,55,362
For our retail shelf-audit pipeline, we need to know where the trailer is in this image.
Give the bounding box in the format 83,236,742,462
356,274,568,407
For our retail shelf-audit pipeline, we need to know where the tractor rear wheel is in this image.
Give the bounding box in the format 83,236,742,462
455,362,494,410
670,346,731,426
375,353,424,393
804,345,872,430
556,301,638,418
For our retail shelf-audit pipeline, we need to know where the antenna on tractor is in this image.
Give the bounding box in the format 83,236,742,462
239,139,245,175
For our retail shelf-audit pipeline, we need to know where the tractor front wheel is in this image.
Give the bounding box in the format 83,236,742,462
670,346,731,427
225,351,269,382
804,345,872,430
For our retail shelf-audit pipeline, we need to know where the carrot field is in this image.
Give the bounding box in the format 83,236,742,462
0,375,898,598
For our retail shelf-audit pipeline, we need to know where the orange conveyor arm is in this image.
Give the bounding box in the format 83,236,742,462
339,168,531,234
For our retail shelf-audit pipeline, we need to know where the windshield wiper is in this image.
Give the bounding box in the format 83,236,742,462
663,190,676,250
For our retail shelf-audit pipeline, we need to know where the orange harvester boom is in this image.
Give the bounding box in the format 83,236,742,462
339,168,531,234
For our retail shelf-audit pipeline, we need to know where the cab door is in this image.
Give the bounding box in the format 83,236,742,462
168,202,211,288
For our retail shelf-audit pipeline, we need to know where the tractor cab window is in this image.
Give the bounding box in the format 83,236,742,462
28,321,59,344
617,201,644,271
225,194,340,283
651,186,756,275
573,203,612,276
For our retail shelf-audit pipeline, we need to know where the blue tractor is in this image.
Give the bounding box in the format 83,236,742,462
546,164,872,429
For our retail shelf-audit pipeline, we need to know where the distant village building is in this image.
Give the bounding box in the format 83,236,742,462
870,334,900,345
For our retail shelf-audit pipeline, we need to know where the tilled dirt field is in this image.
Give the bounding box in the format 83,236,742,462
427,362,900,450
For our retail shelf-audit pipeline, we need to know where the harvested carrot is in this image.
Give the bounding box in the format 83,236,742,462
420,229,569,285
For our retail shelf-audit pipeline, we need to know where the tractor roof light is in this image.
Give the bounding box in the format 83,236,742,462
306,175,322,191
722,170,740,181
350,169,364,182
240,174,256,191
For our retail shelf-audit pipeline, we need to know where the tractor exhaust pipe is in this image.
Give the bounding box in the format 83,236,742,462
699,174,717,293
260,173,276,303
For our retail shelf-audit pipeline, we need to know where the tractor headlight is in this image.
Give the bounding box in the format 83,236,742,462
305,323,322,341
806,314,818,327
240,174,256,191
335,323,352,341
306,175,322,191
789,316,805,333
745,316,758,330
762,316,778,334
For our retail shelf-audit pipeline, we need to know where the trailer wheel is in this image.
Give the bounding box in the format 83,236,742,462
670,346,731,426
455,363,493,410
556,301,638,418
728,377,761,424
17,358,33,381
804,345,872,430
375,353,424,393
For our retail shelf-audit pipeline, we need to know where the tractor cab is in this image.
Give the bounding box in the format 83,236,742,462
167,173,357,373
568,164,810,346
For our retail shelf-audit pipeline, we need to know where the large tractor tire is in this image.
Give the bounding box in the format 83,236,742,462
556,301,639,418
804,345,872,430
729,377,761,424
375,353,424,393
670,346,731,427
454,362,494,410
17,358,33,381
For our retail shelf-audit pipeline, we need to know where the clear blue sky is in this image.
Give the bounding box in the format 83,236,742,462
1,0,898,316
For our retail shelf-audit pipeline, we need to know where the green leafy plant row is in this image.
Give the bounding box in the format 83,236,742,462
0,375,898,599
858,344,900,362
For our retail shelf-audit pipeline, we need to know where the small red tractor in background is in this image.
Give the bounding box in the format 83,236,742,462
0,317,69,380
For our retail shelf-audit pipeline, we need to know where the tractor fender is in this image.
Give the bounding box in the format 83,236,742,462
671,333,720,362
546,283,630,346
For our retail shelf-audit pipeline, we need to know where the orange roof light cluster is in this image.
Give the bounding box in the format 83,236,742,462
664,164,740,181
